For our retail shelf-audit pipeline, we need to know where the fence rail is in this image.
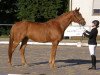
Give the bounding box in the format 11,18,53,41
0,24,13,26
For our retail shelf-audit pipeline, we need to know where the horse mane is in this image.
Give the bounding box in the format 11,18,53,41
47,11,72,22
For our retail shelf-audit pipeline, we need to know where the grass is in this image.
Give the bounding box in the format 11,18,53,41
0,35,9,38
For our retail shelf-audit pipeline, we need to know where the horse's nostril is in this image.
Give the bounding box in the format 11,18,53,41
81,21,86,25
84,22,86,25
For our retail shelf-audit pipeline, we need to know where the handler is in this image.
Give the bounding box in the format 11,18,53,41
83,20,99,70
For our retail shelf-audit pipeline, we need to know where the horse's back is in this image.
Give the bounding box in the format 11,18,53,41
12,21,38,32
11,21,48,41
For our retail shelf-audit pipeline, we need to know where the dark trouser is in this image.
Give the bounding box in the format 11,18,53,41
89,55,96,70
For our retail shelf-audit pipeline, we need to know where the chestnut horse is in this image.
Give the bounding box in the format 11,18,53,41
8,8,86,68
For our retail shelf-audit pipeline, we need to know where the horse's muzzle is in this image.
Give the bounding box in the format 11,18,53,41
80,20,86,26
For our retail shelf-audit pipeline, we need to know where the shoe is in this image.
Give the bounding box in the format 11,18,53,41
88,66,96,70
88,55,96,70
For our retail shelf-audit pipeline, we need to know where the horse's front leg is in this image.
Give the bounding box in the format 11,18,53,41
20,38,28,66
49,42,58,68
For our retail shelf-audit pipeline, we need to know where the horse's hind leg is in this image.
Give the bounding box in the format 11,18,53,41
8,41,20,65
20,37,28,66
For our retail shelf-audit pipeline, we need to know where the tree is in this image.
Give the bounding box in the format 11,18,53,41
17,0,69,22
0,0,69,36
0,0,17,23
0,0,17,36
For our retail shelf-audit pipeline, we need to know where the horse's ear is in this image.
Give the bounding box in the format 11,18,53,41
75,7,80,12
77,8,80,11
75,7,77,11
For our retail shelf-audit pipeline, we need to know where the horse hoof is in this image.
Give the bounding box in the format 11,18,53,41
49,60,52,64
22,63,29,67
50,64,57,69
8,61,13,67
8,63,14,68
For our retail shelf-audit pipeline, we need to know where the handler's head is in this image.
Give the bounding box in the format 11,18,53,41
92,20,99,28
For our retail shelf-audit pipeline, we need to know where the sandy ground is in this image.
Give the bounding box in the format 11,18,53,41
0,43,100,75
0,38,100,75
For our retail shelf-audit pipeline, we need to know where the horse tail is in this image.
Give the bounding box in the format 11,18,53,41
8,30,13,53
8,26,14,63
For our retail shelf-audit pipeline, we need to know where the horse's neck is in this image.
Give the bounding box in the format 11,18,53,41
56,12,73,31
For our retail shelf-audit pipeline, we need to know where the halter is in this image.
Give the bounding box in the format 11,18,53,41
73,11,86,43
73,11,84,24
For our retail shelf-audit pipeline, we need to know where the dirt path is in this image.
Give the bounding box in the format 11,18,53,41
0,45,100,75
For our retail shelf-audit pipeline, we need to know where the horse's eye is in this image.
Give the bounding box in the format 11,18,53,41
78,12,81,15
77,13,81,16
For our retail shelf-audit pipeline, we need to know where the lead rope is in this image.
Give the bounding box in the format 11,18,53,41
80,25,86,43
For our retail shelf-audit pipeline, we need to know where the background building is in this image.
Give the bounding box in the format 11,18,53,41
64,0,100,37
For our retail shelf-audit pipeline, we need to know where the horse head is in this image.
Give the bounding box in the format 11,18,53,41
72,8,86,26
